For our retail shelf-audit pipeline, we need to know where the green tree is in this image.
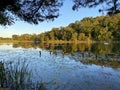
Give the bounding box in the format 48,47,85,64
71,32,77,41
78,33,86,41
79,17,94,39
19,34,32,41
0,0,63,25
51,28,59,40
98,27,113,41
1,0,120,26
12,34,19,40
49,31,55,41
39,33,45,42
64,27,74,41
10,13,120,42
73,0,120,15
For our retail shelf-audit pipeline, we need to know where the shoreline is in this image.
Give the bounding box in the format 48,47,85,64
0,40,120,44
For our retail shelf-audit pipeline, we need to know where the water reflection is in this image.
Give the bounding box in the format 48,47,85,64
0,42,120,90
12,42,120,68
12,42,117,55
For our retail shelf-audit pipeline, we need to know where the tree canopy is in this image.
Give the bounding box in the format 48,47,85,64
0,0,63,25
73,0,120,15
11,13,120,42
0,0,120,26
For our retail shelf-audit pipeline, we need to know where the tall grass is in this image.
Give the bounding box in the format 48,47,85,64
0,60,46,90
0,61,6,87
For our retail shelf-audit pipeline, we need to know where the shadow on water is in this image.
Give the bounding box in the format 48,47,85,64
0,61,46,90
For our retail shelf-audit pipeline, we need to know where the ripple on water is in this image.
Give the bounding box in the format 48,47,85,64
0,43,120,90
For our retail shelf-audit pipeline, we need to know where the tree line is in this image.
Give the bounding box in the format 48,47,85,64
12,13,120,42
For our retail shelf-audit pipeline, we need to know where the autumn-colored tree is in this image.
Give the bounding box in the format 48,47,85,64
11,13,120,42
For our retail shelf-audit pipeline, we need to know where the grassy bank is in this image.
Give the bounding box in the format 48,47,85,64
0,39,94,43
0,40,19,43
0,40,33,43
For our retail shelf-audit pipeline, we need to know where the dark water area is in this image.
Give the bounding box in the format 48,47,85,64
0,42,120,90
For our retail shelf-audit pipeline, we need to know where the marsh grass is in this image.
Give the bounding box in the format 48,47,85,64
5,60,32,90
0,61,6,87
0,60,47,90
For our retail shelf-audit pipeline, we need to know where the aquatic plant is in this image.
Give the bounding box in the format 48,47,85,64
0,59,47,90
0,61,6,87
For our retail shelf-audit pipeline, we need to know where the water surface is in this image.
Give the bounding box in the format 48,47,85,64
0,42,120,90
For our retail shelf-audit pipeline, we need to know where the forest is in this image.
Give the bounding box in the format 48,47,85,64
9,13,120,42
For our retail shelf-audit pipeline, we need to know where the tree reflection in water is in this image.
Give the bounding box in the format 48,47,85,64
12,42,120,68
0,42,120,90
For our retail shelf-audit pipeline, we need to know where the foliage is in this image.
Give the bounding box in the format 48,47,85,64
0,0,120,25
0,61,6,87
72,0,120,15
11,42,120,68
11,13,120,42
0,60,47,90
0,0,63,25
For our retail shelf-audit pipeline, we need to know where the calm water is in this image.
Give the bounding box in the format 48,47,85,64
0,42,120,90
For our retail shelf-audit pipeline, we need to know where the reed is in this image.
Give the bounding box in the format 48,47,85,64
0,60,47,90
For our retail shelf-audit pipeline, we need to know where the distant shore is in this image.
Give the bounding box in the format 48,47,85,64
1,40,119,44
0,39,94,43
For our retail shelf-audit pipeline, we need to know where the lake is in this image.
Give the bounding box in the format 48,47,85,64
0,42,120,90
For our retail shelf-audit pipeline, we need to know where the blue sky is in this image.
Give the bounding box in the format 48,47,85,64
0,0,103,38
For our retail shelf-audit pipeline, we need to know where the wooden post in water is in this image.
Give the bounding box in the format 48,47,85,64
39,51,41,57
95,53,98,60
50,50,52,55
88,51,90,57
53,50,57,56
81,52,84,58
62,51,65,58
105,54,108,60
